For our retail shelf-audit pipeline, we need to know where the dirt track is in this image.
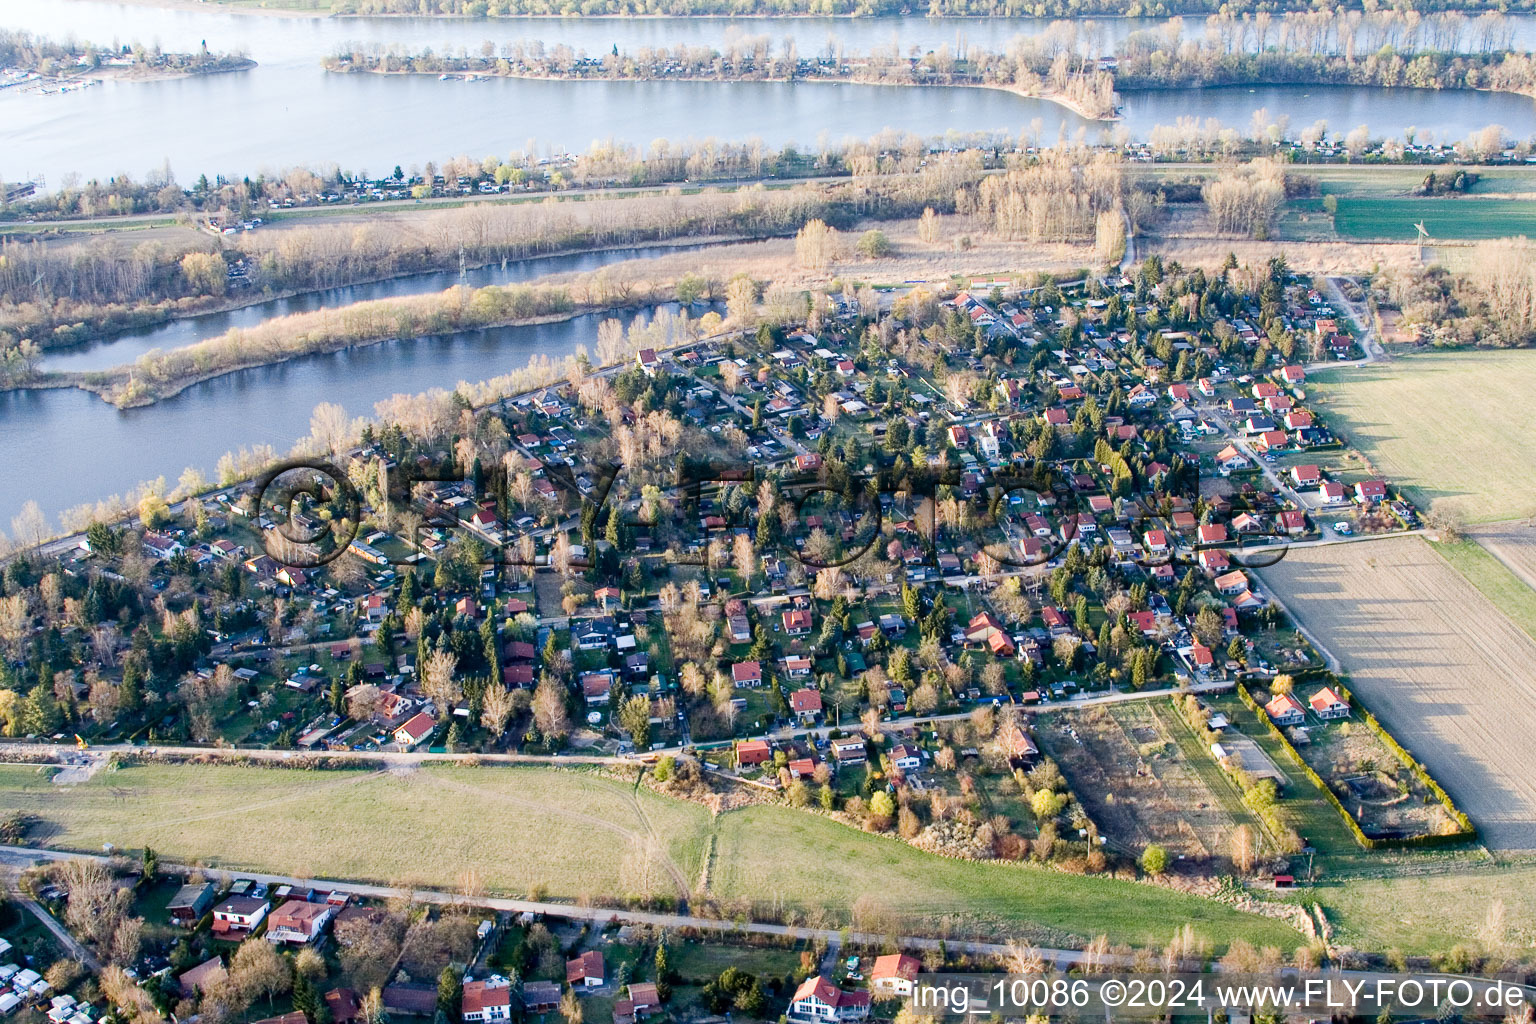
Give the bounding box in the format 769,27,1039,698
1258,536,1536,850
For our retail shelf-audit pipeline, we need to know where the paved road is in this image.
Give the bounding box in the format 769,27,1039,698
0,865,102,969
0,847,1096,970
3,679,1240,768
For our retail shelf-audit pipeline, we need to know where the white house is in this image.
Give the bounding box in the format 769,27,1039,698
790,977,871,1022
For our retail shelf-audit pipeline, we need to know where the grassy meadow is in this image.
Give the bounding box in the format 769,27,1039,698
1330,197,1536,241
1306,351,1536,523
2,760,1304,952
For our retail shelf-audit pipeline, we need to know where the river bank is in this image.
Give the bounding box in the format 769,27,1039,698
20,233,752,359
333,60,1130,122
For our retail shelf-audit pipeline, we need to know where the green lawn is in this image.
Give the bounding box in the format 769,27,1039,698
1331,197,1536,241
1429,537,1536,643
1306,351,1536,523
1313,858,1536,952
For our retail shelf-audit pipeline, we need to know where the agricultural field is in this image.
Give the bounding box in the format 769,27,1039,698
1035,703,1263,866
1329,197,1536,241
1257,537,1536,851
1305,351,1536,523
0,758,1304,953
1433,534,1536,643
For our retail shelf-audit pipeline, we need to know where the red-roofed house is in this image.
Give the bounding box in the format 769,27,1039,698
790,688,823,719
1290,465,1322,486
393,713,435,750
870,954,922,997
736,738,773,767
1197,523,1228,544
790,977,872,1022
1143,529,1169,555
1309,687,1351,719
1355,480,1388,503
1265,693,1306,727
783,608,813,635
732,661,763,686
461,980,513,1023
567,951,605,987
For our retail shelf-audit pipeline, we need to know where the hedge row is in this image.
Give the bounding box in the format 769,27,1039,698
1234,681,1476,850
1328,678,1477,840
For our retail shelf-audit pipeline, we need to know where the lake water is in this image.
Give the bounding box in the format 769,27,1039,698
3,0,1536,530
0,302,698,527
42,240,726,371
2,0,1535,185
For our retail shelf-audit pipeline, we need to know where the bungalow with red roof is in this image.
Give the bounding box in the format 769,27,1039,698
568,951,605,987
1167,383,1191,403
1143,529,1169,555
1290,465,1322,487
736,738,773,767
1214,570,1249,595
1199,548,1230,572
731,661,763,686
1255,430,1289,452
636,349,660,375
790,688,823,720
1284,409,1314,430
393,712,435,750
1042,408,1070,427
870,954,922,997
1279,365,1306,384
1279,510,1308,534
1215,445,1249,471
1197,523,1228,545
783,608,813,635
1319,481,1348,505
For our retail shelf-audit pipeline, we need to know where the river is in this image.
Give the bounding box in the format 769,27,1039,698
0,302,700,528
3,0,1536,185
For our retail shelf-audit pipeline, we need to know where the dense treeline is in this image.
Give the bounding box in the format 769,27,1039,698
0,29,251,76
325,0,1536,21
0,154,982,359
102,283,576,406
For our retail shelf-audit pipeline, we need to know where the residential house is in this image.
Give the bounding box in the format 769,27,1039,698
781,654,813,678
1355,480,1388,504
831,738,866,763
889,744,921,771
725,600,752,642
1290,465,1322,487
393,712,435,749
521,983,561,1014
869,954,922,997
382,986,439,1017
731,661,763,687
736,738,773,767
790,688,823,720
1309,687,1351,719
179,957,228,998
1214,570,1249,595
211,896,269,939
790,977,871,1022
325,989,364,1024
1143,530,1169,556
1003,726,1039,764
567,951,605,988
461,979,514,1023
782,608,813,635
1215,445,1250,471
266,900,335,945
1265,693,1307,727
581,671,616,705
1319,481,1348,505
1197,523,1228,545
